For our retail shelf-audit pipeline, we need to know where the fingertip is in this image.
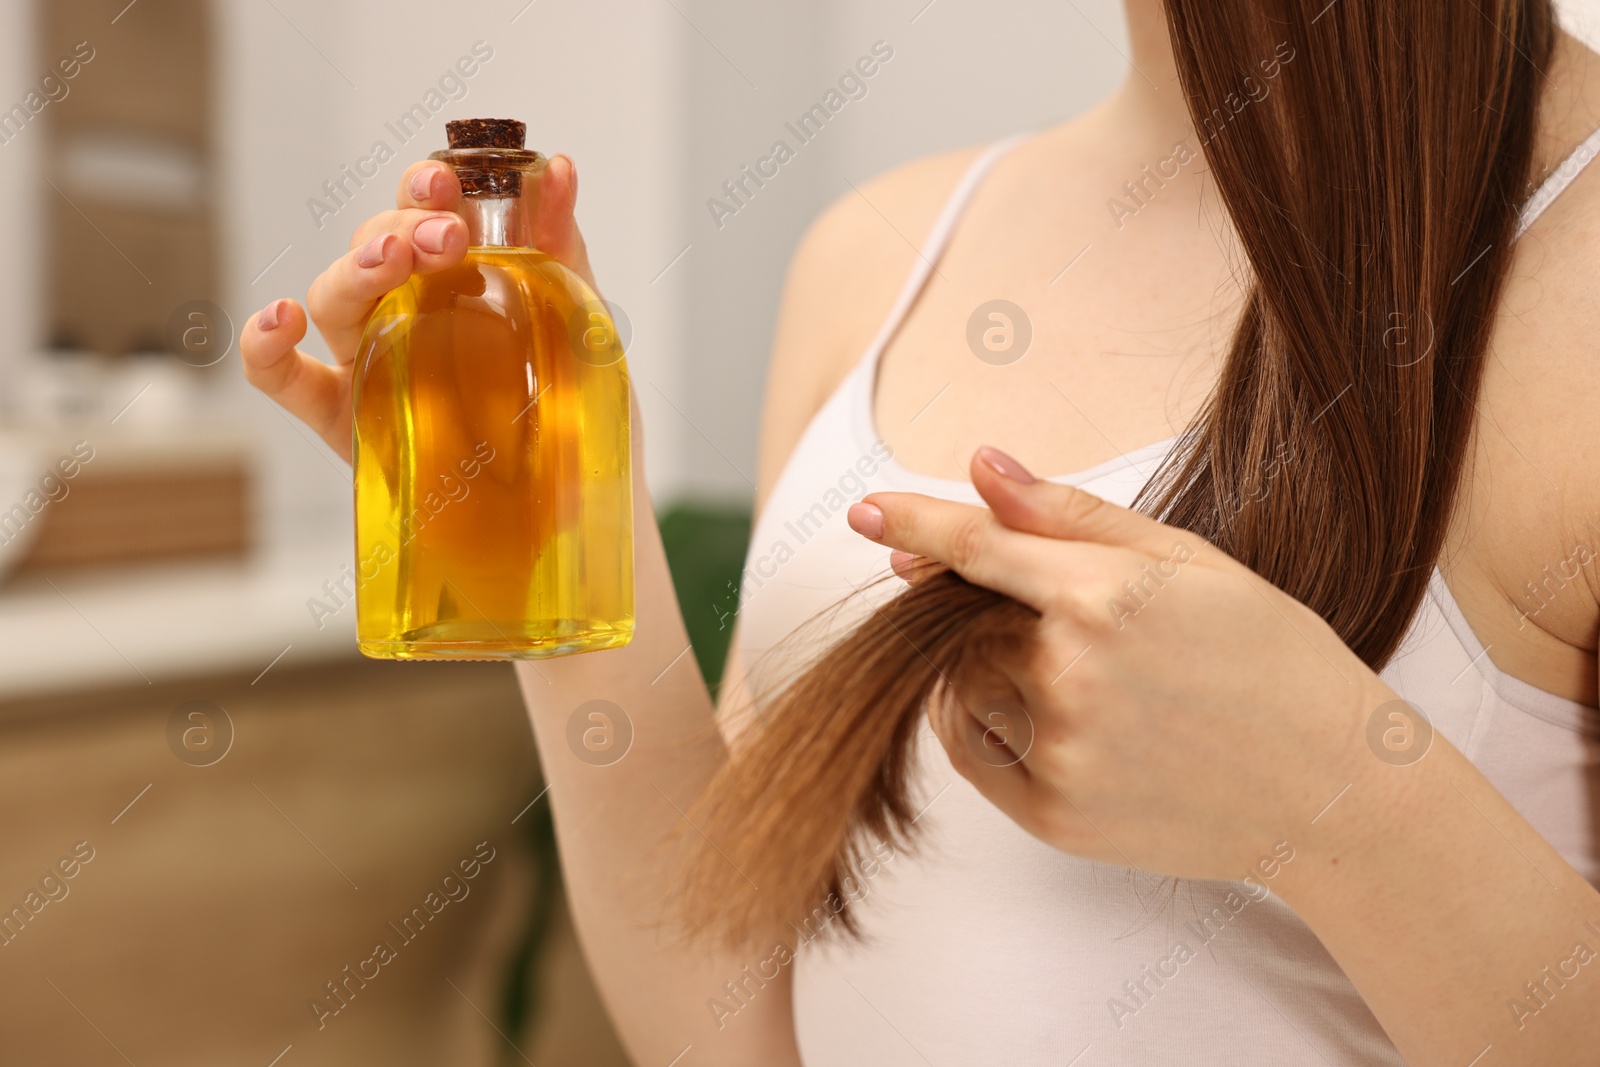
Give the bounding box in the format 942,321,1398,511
243,299,303,366
412,214,467,261
972,449,1045,518
892,551,946,587
401,160,461,208
256,298,286,333
541,154,578,213
552,153,575,189
847,501,885,540
889,549,920,583
974,445,1036,485
250,298,296,342
407,165,438,204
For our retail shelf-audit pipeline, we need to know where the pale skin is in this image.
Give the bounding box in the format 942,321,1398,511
242,1,1600,1063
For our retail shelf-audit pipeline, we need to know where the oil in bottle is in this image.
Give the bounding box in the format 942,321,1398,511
351,118,634,660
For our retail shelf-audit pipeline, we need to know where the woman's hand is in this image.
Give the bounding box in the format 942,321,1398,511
239,155,598,462
846,445,1402,883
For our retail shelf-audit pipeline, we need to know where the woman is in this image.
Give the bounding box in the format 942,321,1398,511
242,0,1600,1062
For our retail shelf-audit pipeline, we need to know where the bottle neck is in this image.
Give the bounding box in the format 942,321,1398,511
432,148,545,250
458,195,530,249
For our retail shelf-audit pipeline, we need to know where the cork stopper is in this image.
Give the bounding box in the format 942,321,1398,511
446,119,526,150
436,119,539,198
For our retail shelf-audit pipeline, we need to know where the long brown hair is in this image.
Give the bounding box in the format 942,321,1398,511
676,0,1558,949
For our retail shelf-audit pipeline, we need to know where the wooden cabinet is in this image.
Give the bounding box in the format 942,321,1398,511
0,656,627,1065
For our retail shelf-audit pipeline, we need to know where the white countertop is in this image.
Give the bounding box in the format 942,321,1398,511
0,542,360,702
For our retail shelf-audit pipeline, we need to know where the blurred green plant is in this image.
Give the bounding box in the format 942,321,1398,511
656,502,753,699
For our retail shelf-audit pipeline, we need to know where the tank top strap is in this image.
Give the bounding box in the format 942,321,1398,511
1518,124,1600,237
857,132,1032,381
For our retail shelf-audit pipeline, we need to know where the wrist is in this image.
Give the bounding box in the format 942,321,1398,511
1272,685,1463,926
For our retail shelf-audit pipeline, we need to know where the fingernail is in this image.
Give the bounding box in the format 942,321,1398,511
413,216,455,255
357,233,392,268
409,167,437,202
977,445,1036,484
257,300,284,332
848,502,884,539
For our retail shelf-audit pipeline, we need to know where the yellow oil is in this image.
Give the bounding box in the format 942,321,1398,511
351,247,633,660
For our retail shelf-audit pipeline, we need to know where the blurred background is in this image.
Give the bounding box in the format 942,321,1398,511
1,0,1598,1063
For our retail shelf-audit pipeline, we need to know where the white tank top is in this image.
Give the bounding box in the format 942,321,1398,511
733,129,1600,1065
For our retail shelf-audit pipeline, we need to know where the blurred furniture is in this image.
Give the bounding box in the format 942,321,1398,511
0,532,633,1064
0,467,754,1067
18,0,243,579
0,654,630,1067
45,0,216,355
3,426,250,574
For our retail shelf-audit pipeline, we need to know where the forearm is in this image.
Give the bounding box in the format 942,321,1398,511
1280,734,1600,1065
514,493,799,1066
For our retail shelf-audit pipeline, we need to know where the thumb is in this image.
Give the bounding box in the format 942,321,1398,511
970,445,1179,553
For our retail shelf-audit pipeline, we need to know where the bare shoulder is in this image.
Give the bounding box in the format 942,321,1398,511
753,143,988,507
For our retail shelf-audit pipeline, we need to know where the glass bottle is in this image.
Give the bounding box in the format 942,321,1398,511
351,118,634,660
